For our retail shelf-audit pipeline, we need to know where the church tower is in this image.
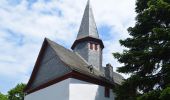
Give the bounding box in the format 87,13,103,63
71,0,104,71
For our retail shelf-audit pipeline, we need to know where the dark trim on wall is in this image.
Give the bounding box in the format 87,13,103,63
72,71,114,88
71,36,104,50
105,87,110,98
25,71,114,95
25,72,73,94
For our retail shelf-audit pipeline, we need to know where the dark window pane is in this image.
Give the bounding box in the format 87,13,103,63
90,43,93,50
95,44,98,50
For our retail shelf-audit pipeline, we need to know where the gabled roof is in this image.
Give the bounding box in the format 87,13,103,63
77,0,99,39
47,38,124,85
24,38,113,93
25,38,125,94
46,38,105,78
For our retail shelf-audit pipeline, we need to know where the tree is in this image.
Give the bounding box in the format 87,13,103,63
8,83,26,100
113,0,170,99
137,90,160,100
0,92,8,100
159,87,170,100
137,86,170,100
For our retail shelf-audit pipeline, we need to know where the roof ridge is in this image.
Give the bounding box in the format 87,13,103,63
45,38,72,53
45,38,89,70
45,38,74,68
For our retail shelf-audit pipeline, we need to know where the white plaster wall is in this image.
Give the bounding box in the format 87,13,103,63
24,79,70,100
69,78,115,100
24,78,115,100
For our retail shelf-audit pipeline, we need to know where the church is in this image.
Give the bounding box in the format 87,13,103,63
24,0,124,100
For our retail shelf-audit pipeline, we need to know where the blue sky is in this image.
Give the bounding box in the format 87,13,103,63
0,0,136,94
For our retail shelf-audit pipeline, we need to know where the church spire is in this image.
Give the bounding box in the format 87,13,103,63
76,0,99,39
71,0,104,71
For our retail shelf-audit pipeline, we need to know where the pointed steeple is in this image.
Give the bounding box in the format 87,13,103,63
71,0,104,71
77,0,99,39
71,0,104,50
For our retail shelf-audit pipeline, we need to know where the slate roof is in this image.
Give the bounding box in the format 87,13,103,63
77,0,99,39
46,39,105,79
113,72,124,85
46,38,124,85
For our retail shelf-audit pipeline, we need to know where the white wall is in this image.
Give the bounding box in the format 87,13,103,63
24,79,70,100
69,78,115,100
24,78,115,100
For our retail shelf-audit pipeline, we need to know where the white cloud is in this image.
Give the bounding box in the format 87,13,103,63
0,0,136,93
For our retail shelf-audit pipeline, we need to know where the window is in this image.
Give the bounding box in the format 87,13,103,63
90,43,93,50
105,87,110,98
89,43,99,51
95,44,98,50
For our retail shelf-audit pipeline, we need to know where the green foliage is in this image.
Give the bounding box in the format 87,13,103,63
0,92,8,100
8,83,26,100
113,0,170,100
113,79,138,100
159,87,170,100
137,87,170,100
137,90,160,100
